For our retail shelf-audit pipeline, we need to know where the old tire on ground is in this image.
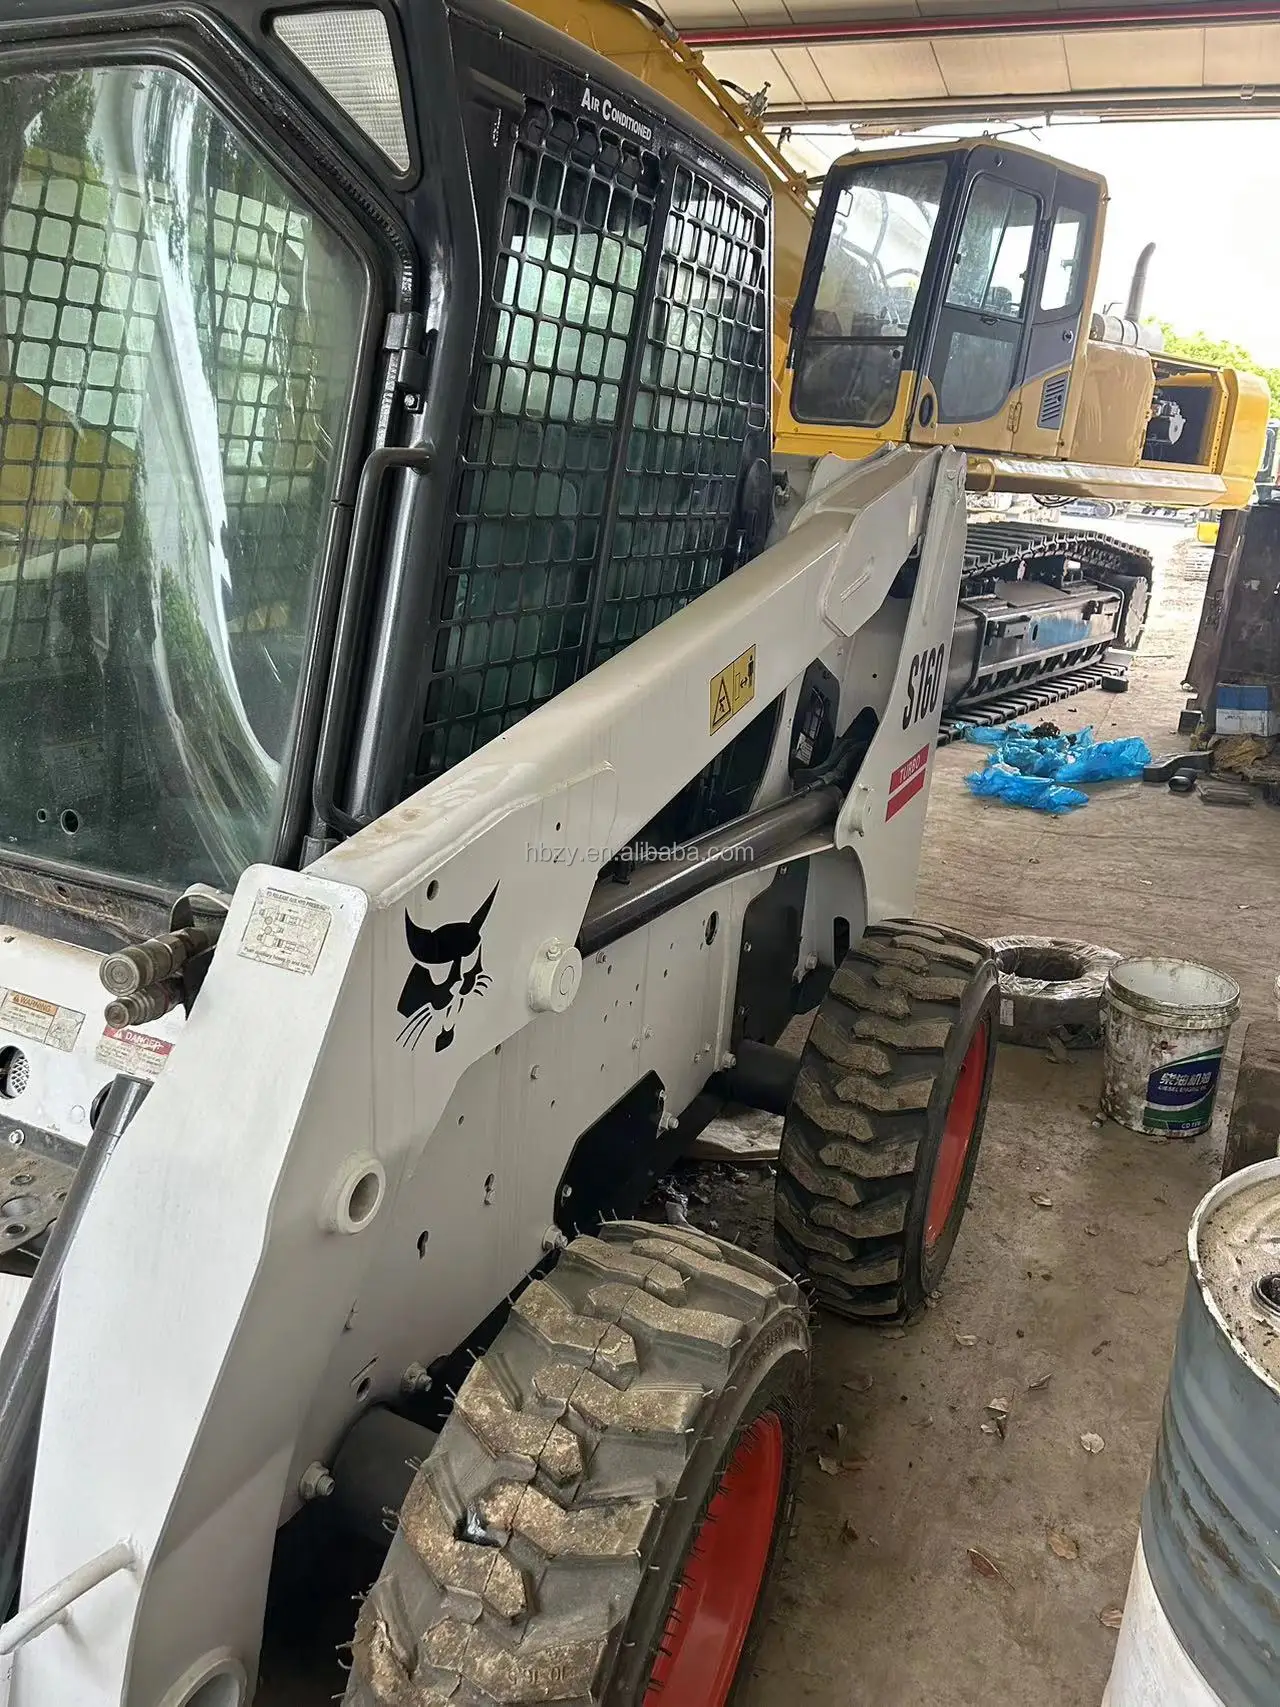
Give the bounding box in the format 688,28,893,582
774,921,998,1323
990,935,1121,1049
345,1222,808,1707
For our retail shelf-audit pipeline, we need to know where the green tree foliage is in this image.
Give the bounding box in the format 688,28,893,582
1157,321,1280,418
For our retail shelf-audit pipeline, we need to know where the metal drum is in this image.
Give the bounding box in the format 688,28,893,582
1104,1157,1280,1706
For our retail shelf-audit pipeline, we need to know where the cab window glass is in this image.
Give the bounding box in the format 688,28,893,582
1041,206,1087,313
0,65,365,888
794,156,946,427
948,178,1038,318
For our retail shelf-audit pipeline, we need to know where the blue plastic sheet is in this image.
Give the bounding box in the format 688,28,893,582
964,723,1036,747
960,721,1150,811
965,762,1089,814
1052,736,1150,783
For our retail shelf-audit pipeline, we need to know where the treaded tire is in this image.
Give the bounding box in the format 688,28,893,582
344,1222,809,1706
774,920,999,1323
989,934,1120,1048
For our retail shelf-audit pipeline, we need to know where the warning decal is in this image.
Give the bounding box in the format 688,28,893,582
709,645,757,735
95,1026,174,1079
0,988,84,1052
885,743,930,821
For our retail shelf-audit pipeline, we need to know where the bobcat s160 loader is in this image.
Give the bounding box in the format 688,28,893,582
0,3,1002,1701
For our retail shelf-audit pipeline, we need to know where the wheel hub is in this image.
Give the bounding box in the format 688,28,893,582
925,1020,990,1251
645,1412,784,1707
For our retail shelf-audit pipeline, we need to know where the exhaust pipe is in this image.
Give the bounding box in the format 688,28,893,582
1125,242,1156,321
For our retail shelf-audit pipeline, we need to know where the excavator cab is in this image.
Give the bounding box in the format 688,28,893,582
781,140,1104,461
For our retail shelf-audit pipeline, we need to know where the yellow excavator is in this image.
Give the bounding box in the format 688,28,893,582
509,0,1267,724
521,0,1266,509
779,140,1266,508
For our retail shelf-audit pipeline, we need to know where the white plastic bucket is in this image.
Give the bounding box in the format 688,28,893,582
1101,957,1240,1137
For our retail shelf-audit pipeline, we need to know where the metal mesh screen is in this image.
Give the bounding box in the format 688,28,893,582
415,102,659,783
594,165,768,661
412,98,769,788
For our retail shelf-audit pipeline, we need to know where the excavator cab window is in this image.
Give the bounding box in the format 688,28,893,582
1041,205,1089,314
935,175,1039,423
790,155,946,427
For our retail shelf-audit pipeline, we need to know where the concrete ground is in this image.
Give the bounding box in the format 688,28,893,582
719,515,1279,1707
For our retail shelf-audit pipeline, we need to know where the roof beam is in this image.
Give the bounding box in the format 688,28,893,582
681,2,1280,50
765,87,1280,126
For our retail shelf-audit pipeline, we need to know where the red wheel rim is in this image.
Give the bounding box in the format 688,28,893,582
925,1019,990,1251
645,1413,784,1707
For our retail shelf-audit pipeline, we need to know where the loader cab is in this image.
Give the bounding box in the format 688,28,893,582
0,0,777,947
781,141,1105,462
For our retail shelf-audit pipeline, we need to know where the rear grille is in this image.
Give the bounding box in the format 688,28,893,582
1038,370,1070,431
411,98,768,790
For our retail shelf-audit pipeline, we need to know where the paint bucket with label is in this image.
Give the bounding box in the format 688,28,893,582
1100,958,1240,1137
1102,1157,1280,1707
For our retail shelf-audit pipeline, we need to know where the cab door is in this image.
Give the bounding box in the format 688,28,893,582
910,146,1056,453
1010,171,1104,457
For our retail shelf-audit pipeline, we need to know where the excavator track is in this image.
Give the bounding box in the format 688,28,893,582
943,518,1153,725
938,663,1128,745
960,520,1154,590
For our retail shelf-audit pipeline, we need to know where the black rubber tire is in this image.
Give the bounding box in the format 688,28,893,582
989,934,1121,1048
774,921,999,1324
345,1222,809,1706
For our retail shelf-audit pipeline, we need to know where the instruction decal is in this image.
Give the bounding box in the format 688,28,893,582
885,743,930,821
96,1025,173,1079
0,989,84,1052
710,645,757,735
398,884,497,1053
239,888,332,975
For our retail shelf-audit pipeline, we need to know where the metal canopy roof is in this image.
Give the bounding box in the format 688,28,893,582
656,1,1280,124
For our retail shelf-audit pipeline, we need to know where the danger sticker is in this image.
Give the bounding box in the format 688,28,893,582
885,743,930,821
239,888,332,975
0,988,84,1052
709,645,757,735
95,1025,174,1079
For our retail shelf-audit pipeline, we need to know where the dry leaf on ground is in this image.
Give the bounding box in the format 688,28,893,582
1048,1530,1080,1561
967,1547,1008,1584
1099,1608,1124,1630
1027,1372,1052,1391
1081,1431,1105,1454
817,1453,867,1476
954,1332,978,1347
1030,1192,1054,1209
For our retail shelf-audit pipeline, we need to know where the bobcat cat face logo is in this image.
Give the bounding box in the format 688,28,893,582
397,884,497,1052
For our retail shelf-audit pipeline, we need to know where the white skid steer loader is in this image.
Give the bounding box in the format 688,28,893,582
0,3,999,1702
